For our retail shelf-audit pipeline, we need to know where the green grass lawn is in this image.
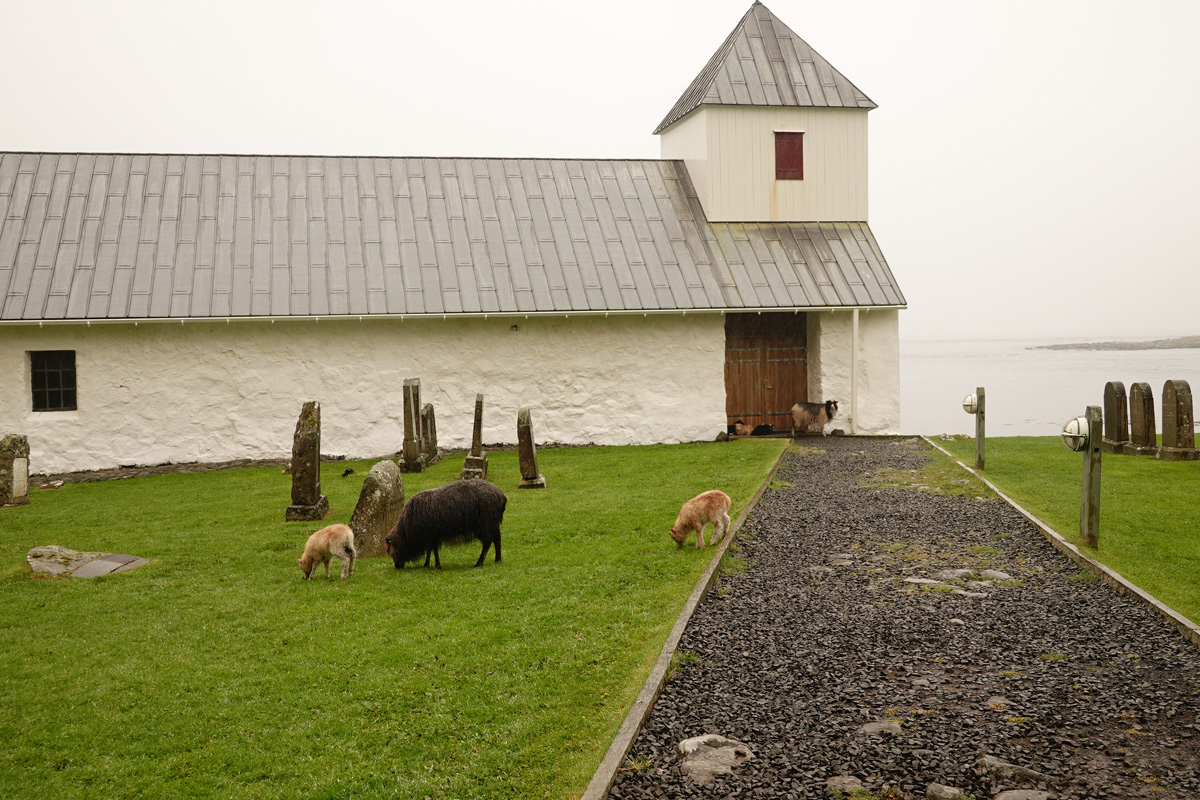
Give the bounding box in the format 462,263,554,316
937,435,1200,623
0,440,785,799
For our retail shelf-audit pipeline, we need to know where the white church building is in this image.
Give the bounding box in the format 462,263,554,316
0,2,906,474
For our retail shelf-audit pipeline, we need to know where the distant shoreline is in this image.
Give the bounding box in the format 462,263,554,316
1032,335,1200,352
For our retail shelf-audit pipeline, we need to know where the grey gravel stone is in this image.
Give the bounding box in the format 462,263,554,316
933,568,976,581
827,775,863,793
676,734,752,785
926,783,968,800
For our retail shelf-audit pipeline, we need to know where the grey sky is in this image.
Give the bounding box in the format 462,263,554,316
3,0,1197,341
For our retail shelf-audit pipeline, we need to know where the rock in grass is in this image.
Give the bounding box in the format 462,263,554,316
27,545,106,576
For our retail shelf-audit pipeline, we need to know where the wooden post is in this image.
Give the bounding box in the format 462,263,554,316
1080,405,1102,548
975,386,985,471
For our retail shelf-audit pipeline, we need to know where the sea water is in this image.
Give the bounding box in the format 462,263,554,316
899,338,1200,437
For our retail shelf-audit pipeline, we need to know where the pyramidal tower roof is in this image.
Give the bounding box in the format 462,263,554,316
654,1,876,134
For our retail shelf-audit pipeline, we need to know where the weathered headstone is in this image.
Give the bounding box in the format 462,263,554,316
1158,379,1200,462
1,434,31,507
348,460,405,557
1101,381,1130,454
1126,382,1158,456
517,408,546,489
421,403,440,466
286,401,329,521
400,378,427,473
460,394,488,480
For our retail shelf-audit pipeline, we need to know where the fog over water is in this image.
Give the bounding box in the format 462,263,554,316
899,338,1200,437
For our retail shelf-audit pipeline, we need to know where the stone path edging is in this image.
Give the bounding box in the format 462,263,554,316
580,444,789,800
924,435,1200,650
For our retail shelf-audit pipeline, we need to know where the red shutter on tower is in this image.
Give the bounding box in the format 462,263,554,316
775,132,804,180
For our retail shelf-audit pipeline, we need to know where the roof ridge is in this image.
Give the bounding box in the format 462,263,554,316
0,150,685,163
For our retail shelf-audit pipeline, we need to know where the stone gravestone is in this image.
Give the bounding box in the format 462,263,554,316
516,408,546,489
1126,382,1158,456
460,394,488,480
1101,381,1131,455
400,378,427,473
421,403,441,466
285,401,329,521
348,460,405,557
1158,379,1200,462
1,434,31,507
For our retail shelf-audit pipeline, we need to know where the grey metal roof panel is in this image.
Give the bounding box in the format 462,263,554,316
654,1,876,135
0,152,903,321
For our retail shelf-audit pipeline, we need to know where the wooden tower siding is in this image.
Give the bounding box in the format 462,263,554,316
724,312,807,432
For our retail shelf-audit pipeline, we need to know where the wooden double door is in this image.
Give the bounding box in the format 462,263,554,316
724,313,808,432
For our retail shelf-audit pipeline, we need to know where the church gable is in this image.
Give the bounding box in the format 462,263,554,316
653,1,876,136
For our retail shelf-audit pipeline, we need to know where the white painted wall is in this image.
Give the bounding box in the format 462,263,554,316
807,308,900,434
659,105,869,223
0,314,729,474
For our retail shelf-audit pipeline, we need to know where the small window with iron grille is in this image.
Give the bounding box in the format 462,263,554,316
31,350,77,412
775,131,804,180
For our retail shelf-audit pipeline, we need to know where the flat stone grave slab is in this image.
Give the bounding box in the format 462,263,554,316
27,546,149,578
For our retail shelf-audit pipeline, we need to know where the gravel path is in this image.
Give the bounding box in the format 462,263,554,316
609,437,1200,799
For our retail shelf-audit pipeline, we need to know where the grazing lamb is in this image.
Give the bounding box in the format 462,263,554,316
385,479,507,569
669,490,732,549
298,523,357,579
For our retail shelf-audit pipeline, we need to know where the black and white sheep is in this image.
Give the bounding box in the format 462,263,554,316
385,479,507,569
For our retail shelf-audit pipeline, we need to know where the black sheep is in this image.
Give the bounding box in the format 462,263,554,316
385,479,507,569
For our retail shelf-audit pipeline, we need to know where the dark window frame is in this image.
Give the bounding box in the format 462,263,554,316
775,131,804,180
30,350,77,412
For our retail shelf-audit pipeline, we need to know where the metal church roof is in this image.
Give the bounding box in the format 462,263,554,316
0,152,904,322
653,1,877,135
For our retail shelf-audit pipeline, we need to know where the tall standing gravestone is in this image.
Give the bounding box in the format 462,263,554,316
421,403,441,466
517,408,546,489
1101,381,1130,455
1126,382,1158,456
1158,380,1200,462
348,460,405,557
286,401,329,521
1,434,31,507
400,378,427,473
461,394,488,480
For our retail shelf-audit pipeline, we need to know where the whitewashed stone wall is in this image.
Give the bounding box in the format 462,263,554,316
807,309,901,434
0,314,729,474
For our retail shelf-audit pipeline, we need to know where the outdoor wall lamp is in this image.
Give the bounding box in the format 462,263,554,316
1061,416,1090,452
